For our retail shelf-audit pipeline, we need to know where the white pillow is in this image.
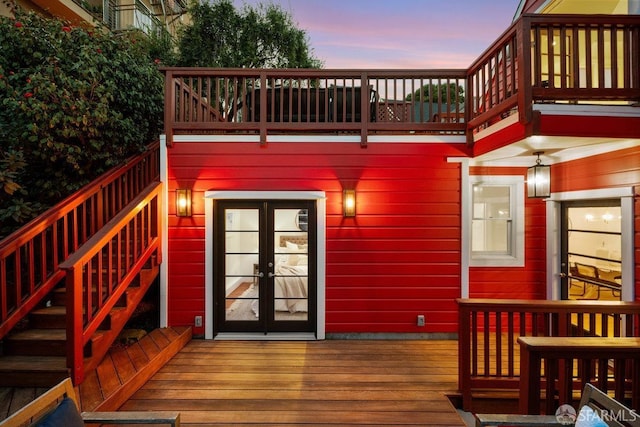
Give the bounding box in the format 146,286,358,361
575,405,608,427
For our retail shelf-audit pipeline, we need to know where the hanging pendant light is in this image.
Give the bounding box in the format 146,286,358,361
527,151,550,198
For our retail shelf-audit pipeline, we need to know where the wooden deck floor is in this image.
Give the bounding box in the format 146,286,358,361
120,339,467,426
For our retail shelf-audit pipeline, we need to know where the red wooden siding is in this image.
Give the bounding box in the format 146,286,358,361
468,166,547,300
553,146,640,299
552,146,640,193
167,141,468,335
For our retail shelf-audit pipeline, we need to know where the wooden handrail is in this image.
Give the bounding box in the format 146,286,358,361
60,182,162,384
0,142,159,340
457,298,640,411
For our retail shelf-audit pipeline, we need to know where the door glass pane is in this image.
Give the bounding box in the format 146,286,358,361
567,206,621,301
224,209,260,321
273,209,308,321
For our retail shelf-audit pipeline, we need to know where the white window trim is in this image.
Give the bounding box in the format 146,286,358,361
469,175,525,267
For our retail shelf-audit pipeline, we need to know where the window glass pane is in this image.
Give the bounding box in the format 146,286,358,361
472,219,510,253
473,186,510,219
224,208,260,322
274,209,308,322
568,206,621,271
472,185,512,254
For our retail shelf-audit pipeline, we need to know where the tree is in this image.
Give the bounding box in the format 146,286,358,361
406,83,465,104
177,0,323,68
0,10,165,237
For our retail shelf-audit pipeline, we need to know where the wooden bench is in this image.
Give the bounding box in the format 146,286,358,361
518,336,640,415
475,383,640,426
0,378,180,426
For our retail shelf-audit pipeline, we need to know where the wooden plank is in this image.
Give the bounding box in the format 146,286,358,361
0,389,12,420
109,346,137,383
126,341,151,372
7,389,36,419
77,369,104,411
95,353,122,400
122,339,466,426
138,332,162,361
157,327,180,341
148,328,171,349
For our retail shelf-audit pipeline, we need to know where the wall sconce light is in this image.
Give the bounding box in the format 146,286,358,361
527,151,550,198
343,189,356,217
176,189,192,217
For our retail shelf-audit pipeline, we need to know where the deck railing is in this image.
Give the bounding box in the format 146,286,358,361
457,298,640,411
468,14,640,132
0,142,160,340
60,182,161,384
163,14,640,145
163,68,468,146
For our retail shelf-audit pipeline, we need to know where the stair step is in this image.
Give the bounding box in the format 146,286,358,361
51,287,67,306
30,306,67,329
4,329,67,356
0,355,69,387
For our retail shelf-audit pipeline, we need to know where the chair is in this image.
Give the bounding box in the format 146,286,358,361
0,378,180,426
475,383,640,426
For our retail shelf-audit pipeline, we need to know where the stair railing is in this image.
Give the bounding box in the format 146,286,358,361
60,182,162,384
0,142,160,340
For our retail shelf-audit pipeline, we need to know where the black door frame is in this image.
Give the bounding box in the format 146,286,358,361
212,199,317,335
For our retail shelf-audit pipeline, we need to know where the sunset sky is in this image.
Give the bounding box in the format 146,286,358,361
232,0,521,69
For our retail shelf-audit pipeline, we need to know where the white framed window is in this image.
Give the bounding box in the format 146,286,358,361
470,175,524,267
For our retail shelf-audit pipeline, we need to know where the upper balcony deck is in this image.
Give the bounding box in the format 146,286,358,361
162,14,640,148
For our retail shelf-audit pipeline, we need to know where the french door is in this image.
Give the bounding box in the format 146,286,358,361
213,200,316,334
560,199,622,301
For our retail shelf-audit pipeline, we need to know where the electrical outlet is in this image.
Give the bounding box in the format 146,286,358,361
417,314,425,327
194,315,202,327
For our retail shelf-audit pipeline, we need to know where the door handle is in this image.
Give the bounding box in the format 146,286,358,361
559,272,567,278
257,272,264,278
268,272,275,278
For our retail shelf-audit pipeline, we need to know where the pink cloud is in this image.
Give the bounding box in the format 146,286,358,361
233,0,519,68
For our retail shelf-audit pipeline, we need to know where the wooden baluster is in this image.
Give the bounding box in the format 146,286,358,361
496,311,502,376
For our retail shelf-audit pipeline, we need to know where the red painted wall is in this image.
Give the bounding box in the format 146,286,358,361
552,146,640,193
167,140,469,335
468,166,547,300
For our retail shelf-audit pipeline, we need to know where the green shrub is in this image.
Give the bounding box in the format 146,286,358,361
0,10,164,238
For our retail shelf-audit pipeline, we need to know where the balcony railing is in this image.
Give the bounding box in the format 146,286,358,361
468,14,640,132
105,0,163,35
162,14,640,146
164,68,467,146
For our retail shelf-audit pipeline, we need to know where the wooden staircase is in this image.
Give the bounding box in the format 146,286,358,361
0,259,159,387
0,142,162,388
